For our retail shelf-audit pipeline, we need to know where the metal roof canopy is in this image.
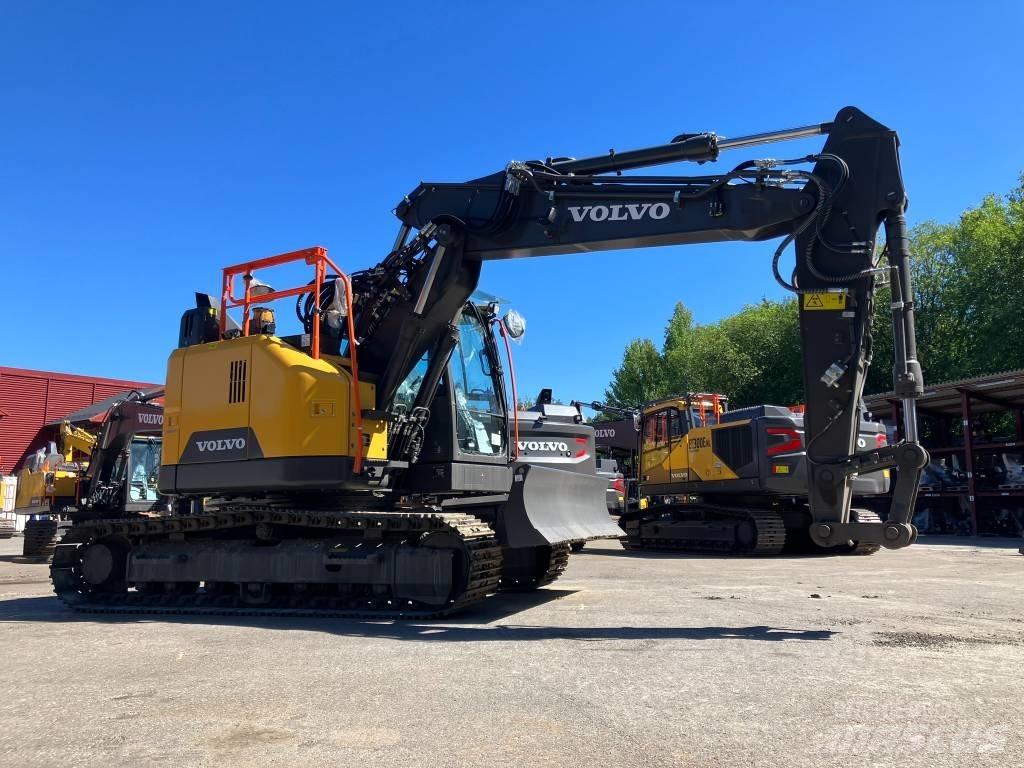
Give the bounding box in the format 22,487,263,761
863,370,1024,538
864,370,1024,421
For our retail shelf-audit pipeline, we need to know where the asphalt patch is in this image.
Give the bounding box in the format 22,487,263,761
873,630,1024,649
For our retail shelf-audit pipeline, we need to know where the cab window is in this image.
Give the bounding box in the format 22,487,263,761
669,408,685,439
394,352,429,410
451,310,506,456
644,410,675,449
690,407,704,428
128,439,161,502
643,414,658,451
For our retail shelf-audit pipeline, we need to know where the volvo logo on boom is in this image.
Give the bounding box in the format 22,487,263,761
568,203,671,223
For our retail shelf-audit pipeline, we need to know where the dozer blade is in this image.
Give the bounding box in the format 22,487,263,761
498,464,622,548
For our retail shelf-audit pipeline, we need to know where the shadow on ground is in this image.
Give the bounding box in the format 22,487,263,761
576,546,852,561
0,593,834,643
583,535,1024,557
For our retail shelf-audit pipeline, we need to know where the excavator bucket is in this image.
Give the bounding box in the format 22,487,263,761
497,463,622,548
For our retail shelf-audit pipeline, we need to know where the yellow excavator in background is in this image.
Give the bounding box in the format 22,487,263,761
13,421,97,515
582,392,891,555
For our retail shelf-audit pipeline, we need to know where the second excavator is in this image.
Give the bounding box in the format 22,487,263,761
51,106,929,617
581,394,892,555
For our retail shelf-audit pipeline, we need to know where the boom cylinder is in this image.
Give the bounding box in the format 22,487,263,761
716,122,832,152
550,121,832,176
552,134,719,175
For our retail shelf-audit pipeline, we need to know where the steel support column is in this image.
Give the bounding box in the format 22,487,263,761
959,389,978,536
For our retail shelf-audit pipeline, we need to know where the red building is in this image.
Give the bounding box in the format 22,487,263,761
0,367,160,472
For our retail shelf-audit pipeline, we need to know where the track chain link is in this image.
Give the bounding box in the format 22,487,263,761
622,507,787,556
498,543,571,593
842,508,883,555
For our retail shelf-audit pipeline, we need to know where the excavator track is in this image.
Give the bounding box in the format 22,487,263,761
499,543,571,592
622,507,787,556
50,505,503,619
830,508,883,556
621,504,884,557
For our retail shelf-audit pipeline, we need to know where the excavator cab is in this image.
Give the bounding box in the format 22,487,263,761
405,301,511,491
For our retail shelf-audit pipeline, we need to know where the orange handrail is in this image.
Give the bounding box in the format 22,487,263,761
219,246,364,475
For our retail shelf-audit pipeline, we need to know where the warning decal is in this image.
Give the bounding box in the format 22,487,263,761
803,291,847,310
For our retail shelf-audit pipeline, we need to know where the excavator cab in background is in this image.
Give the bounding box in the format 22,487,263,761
52,106,929,618
75,392,169,519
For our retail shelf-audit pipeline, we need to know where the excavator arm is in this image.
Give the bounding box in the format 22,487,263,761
58,421,98,458
348,106,927,549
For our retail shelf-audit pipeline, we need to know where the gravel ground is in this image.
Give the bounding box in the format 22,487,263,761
0,535,1021,767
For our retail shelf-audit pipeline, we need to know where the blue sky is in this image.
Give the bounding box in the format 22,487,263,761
2,2,1021,404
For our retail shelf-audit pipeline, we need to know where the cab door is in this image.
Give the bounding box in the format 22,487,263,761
641,408,672,487
667,407,692,484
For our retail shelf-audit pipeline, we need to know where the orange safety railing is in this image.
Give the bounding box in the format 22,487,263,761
689,392,726,426
219,246,364,474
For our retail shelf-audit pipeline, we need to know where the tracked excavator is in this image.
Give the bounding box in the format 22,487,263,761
51,106,929,618
581,394,893,554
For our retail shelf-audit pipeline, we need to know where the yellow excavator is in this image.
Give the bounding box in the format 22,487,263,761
51,107,929,618
583,392,891,554
14,421,98,558
14,421,97,515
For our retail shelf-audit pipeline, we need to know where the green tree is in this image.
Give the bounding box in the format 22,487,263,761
867,175,1024,392
661,298,803,408
604,173,1024,408
941,181,1024,376
603,338,668,409
661,302,700,393
717,299,803,406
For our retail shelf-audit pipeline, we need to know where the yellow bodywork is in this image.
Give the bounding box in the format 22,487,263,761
13,460,82,514
639,397,745,488
162,334,386,467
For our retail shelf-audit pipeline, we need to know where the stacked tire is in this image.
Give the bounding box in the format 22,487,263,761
22,518,60,560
